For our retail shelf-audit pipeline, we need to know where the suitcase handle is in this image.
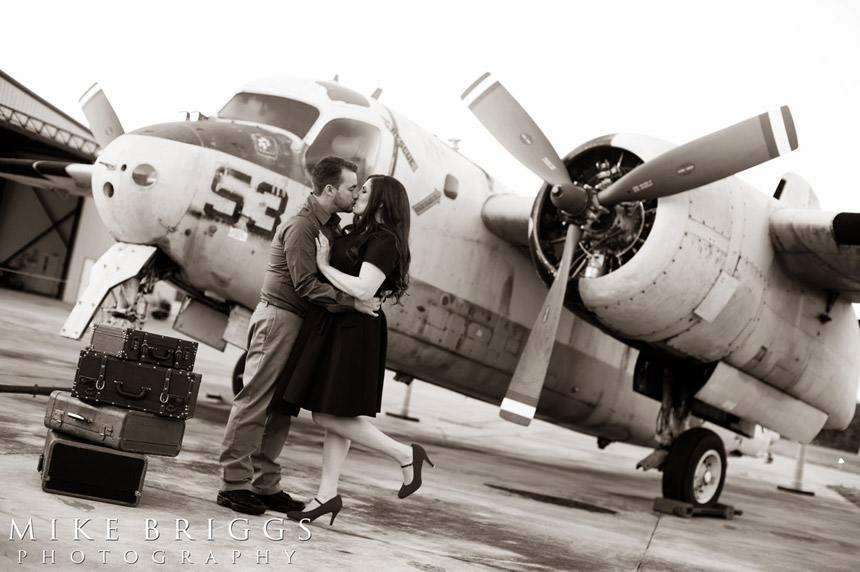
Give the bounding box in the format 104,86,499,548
114,381,151,399
144,344,175,363
66,412,92,423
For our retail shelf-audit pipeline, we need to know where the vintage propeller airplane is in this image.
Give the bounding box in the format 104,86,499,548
1,72,857,509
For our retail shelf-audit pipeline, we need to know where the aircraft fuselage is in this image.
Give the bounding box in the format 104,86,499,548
89,78,663,447
88,78,857,450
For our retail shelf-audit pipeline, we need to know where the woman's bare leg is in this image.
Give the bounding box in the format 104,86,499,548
312,412,414,485
309,430,350,508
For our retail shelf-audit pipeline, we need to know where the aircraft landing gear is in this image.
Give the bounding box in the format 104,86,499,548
633,354,730,509
232,351,247,395
662,427,726,508
97,278,151,331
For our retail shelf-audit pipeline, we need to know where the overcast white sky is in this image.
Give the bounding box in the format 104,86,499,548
2,0,860,397
2,0,859,209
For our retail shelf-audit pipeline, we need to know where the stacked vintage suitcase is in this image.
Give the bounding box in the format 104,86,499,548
37,324,201,506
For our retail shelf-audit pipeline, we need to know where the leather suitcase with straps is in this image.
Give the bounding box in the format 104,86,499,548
89,323,198,371
72,349,201,420
44,390,185,456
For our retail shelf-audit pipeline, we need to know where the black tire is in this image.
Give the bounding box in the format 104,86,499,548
232,351,247,396
662,427,726,508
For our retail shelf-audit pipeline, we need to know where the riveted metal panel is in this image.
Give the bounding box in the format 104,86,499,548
687,183,731,240
588,227,725,340
693,272,740,323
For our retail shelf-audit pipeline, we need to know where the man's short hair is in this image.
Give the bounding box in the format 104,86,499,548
311,156,358,196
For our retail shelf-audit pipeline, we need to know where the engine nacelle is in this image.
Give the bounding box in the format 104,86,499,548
528,134,674,287
528,134,859,433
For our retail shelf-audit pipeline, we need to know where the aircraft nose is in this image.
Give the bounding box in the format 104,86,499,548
92,133,198,244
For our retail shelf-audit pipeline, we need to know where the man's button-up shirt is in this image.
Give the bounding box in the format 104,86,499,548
260,194,354,316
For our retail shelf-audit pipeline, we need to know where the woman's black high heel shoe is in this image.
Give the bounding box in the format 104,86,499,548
286,495,343,525
398,444,435,499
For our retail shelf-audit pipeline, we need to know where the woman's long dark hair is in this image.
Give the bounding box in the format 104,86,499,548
351,175,411,302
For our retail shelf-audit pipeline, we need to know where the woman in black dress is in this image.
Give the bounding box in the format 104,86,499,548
274,174,433,525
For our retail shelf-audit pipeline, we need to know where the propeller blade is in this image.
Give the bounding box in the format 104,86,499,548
462,73,571,187
500,224,581,426
79,83,125,148
598,106,798,206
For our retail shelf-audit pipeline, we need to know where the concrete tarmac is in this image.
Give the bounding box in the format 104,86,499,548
1,288,859,572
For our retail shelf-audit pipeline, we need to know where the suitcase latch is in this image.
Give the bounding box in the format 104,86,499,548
77,376,100,395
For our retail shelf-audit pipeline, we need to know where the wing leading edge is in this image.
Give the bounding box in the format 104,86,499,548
0,158,93,197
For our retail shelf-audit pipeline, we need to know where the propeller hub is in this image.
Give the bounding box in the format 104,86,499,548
549,183,589,217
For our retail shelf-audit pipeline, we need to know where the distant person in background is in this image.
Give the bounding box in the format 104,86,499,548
270,174,433,526
217,156,381,516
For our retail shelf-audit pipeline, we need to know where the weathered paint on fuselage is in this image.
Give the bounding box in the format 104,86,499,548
89,78,663,448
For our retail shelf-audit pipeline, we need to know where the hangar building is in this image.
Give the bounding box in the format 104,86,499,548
0,70,115,304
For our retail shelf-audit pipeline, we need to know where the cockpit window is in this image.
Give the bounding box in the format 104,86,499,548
217,93,320,138
306,119,382,183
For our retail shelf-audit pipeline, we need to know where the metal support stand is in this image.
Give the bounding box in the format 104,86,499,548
777,442,815,496
386,373,419,422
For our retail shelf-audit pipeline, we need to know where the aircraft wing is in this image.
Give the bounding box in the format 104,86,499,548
770,208,860,302
0,158,93,197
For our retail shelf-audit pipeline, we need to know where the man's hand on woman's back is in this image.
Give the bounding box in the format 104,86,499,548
355,297,382,317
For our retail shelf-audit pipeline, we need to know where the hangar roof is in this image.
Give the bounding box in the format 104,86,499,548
0,70,98,160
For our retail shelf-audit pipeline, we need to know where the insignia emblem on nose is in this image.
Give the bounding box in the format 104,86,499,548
252,133,277,157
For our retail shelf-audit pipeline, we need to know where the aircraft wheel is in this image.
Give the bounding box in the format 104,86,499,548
662,427,726,508
232,352,247,395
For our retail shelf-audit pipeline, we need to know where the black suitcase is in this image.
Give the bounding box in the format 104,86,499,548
72,349,202,420
38,430,147,507
90,323,198,371
45,390,185,456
